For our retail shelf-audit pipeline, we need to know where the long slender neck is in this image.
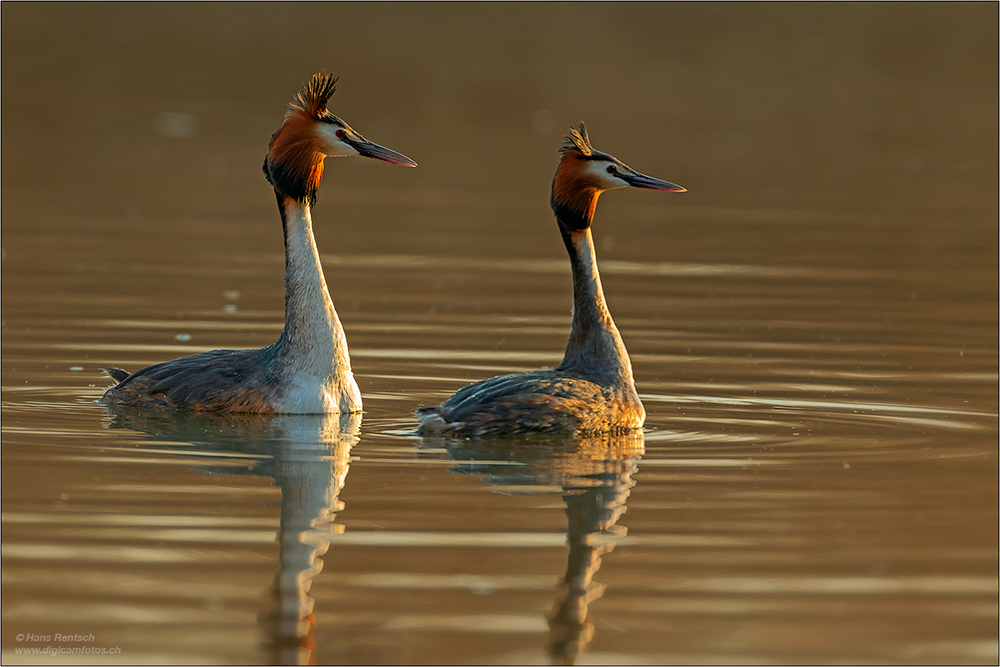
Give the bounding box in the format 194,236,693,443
275,195,351,374
556,214,634,382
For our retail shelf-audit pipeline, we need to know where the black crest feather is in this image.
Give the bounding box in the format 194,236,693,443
291,72,338,119
559,122,593,156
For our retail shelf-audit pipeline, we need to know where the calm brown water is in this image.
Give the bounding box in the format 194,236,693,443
2,4,997,665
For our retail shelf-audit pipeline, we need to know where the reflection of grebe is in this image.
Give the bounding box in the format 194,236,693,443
427,433,644,665
104,408,361,666
100,73,416,414
417,124,684,436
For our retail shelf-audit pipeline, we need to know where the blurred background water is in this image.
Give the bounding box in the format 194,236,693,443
2,3,997,665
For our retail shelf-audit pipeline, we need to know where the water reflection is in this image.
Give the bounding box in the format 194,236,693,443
104,408,360,665
422,432,644,665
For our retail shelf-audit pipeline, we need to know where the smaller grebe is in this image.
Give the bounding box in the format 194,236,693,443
101,73,416,414
416,123,685,436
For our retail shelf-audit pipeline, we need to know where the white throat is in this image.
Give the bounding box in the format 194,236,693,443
559,228,635,385
275,198,362,413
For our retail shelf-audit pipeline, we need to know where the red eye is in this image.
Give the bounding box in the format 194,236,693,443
335,129,346,139
607,165,616,174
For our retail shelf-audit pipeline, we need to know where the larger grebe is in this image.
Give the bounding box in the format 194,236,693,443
101,73,416,414
416,123,684,436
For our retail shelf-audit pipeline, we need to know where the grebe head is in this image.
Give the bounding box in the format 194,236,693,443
263,73,416,204
551,122,685,230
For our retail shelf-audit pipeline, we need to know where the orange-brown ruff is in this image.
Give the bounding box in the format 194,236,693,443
101,73,416,413
416,123,685,437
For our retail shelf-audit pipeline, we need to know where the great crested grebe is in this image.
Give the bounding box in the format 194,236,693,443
416,123,685,436
101,73,416,414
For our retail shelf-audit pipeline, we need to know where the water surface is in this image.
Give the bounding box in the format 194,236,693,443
2,3,997,665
